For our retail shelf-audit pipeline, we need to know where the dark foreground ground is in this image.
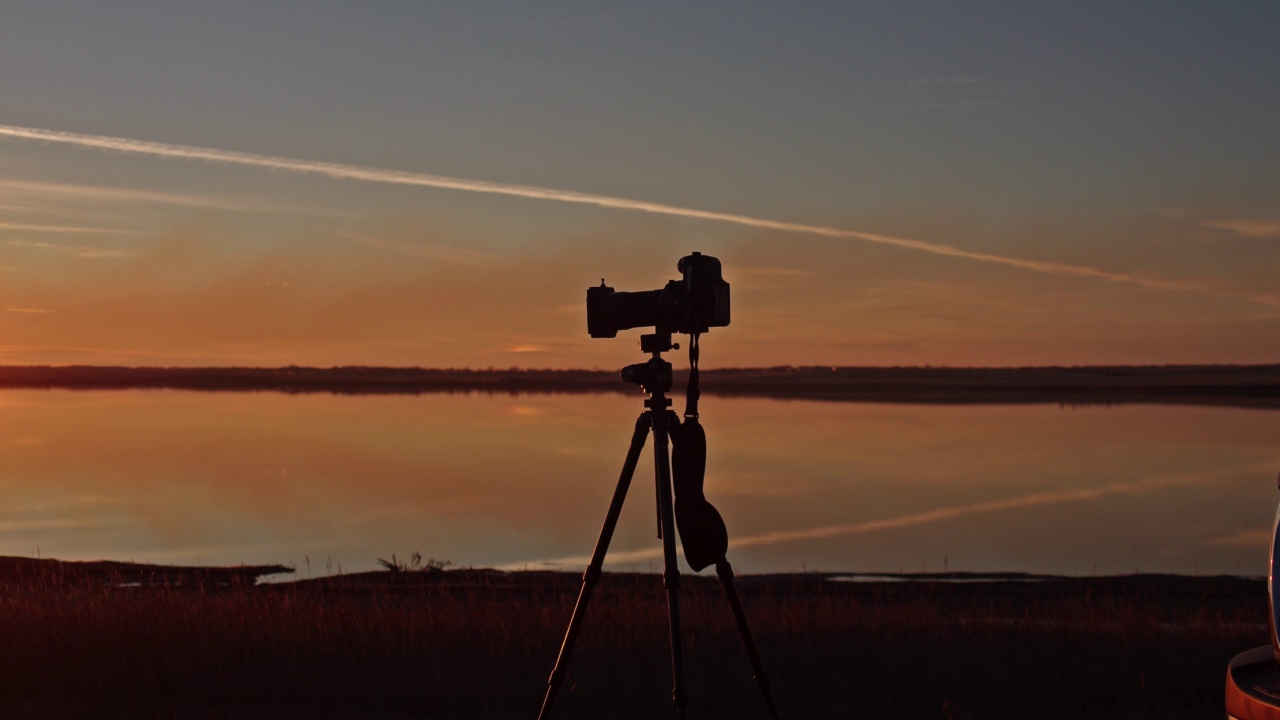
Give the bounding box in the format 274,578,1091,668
0,558,1264,719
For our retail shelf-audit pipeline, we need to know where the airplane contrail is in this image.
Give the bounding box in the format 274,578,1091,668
0,122,1271,304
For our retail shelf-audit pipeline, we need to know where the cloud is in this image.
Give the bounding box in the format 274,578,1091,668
916,75,980,87
5,122,1270,305
0,222,155,235
4,307,54,314
1201,220,1280,239
0,231,614,367
74,249,137,258
0,177,236,209
0,518,120,534
0,342,269,364
733,267,819,278
907,75,1010,109
1203,528,1271,549
332,229,495,264
9,239,139,258
0,177,349,218
730,266,820,290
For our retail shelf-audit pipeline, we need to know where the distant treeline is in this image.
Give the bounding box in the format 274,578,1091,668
2,363,1280,407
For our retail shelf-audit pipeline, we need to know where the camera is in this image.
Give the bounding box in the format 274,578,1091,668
586,252,731,338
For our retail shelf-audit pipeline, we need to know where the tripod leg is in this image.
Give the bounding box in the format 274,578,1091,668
538,413,650,720
651,409,689,719
715,559,782,720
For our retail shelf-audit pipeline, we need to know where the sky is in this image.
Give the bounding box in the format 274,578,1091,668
2,1,1279,370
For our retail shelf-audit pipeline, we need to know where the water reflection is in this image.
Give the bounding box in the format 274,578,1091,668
0,389,1276,576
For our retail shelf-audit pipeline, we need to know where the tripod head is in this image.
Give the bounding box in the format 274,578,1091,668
621,330,676,398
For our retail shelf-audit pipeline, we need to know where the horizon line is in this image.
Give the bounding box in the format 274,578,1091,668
1,361,1276,371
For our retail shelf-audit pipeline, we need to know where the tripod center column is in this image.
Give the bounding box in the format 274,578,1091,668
648,388,689,716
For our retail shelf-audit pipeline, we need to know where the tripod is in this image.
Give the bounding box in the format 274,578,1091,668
537,331,780,720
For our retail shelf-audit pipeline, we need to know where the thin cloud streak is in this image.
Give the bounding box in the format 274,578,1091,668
0,518,119,534
0,177,350,217
2,123,1269,304
0,178,236,209
1202,220,1280,239
0,343,271,364
9,240,140,258
0,222,155,235
333,229,495,265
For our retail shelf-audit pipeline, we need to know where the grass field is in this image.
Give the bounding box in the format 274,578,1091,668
0,562,1263,719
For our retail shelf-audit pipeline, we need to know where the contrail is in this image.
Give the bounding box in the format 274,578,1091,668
0,122,1271,304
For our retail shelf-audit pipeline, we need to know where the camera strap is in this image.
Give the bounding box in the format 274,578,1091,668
672,330,727,572
685,332,700,419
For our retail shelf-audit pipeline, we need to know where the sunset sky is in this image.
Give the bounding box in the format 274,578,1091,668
2,2,1278,370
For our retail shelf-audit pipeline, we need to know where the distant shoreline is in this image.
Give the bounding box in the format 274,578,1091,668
3,363,1280,408
0,553,1264,594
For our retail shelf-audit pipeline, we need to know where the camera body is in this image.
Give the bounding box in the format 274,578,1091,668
587,252,730,338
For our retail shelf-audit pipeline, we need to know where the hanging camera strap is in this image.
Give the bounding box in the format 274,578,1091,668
685,332,700,420
676,329,779,718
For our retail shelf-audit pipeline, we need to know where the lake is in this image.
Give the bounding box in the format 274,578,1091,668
1,388,1276,577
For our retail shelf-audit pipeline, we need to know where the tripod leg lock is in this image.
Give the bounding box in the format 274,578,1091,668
663,569,680,590
673,687,688,708
716,559,733,584
582,564,602,586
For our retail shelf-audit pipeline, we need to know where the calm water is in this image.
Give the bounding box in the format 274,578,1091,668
1,389,1277,577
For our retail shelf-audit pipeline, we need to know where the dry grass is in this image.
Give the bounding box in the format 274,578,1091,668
0,570,1262,719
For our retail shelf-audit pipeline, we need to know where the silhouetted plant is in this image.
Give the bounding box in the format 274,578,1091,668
377,552,451,573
